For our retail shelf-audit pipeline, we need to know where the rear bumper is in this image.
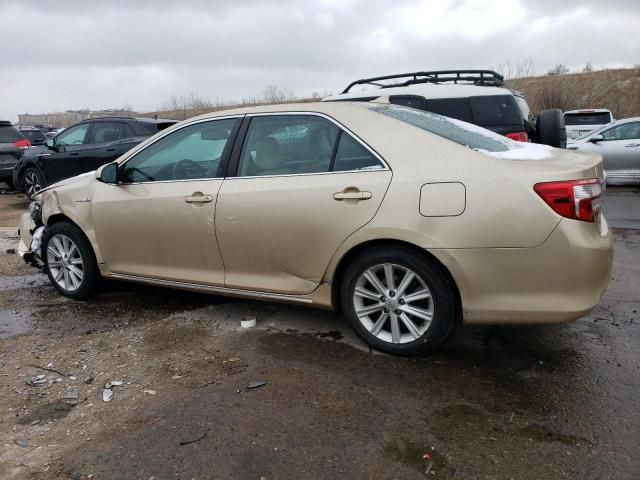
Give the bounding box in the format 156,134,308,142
432,216,613,325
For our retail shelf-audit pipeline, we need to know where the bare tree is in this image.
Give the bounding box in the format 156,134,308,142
261,85,296,104
547,64,570,76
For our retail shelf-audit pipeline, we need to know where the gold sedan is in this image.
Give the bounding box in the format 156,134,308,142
18,102,613,355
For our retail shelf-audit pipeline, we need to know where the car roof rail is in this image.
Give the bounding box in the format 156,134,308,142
341,69,505,93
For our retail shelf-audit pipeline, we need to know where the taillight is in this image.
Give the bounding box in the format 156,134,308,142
534,179,602,223
505,131,528,142
13,138,31,149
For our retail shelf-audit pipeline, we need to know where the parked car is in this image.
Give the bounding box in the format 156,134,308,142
19,126,49,146
323,69,567,148
0,121,28,189
568,116,640,184
13,116,177,198
564,109,614,139
17,102,611,355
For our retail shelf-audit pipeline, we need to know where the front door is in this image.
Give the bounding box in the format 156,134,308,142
41,123,91,184
216,114,392,295
582,121,640,179
92,117,241,285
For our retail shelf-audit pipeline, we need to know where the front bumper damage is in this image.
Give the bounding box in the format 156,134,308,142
18,210,45,268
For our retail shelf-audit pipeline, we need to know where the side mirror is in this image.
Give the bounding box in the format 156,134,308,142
96,162,118,184
589,134,603,143
46,138,55,149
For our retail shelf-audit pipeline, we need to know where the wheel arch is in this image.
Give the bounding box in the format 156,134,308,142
330,238,462,317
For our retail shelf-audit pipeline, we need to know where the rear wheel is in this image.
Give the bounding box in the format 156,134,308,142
22,167,45,199
340,246,458,355
43,222,99,300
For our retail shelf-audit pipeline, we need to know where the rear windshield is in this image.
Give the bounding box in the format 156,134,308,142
564,112,611,126
0,125,24,143
21,130,48,143
369,104,509,152
390,95,523,128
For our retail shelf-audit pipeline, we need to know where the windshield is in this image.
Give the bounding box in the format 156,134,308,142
564,112,611,126
368,104,510,152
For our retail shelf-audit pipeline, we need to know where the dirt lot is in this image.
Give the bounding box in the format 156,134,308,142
0,188,639,480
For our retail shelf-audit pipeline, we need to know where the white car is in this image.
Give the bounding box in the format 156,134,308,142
568,117,640,184
564,109,614,139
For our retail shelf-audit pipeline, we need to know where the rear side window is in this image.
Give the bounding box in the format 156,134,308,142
0,125,24,143
369,104,509,152
425,98,473,123
88,122,120,144
333,133,383,171
469,95,522,126
564,112,612,126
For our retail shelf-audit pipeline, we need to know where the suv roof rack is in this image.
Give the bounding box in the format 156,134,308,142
342,69,505,93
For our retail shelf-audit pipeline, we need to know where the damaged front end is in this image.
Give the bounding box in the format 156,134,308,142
18,200,46,268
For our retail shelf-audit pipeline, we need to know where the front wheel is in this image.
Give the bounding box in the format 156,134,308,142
43,222,99,299
340,246,458,356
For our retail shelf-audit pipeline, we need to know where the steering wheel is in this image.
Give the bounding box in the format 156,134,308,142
172,158,207,180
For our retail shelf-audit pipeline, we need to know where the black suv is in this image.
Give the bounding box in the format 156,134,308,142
324,70,566,148
1,121,28,189
13,117,177,198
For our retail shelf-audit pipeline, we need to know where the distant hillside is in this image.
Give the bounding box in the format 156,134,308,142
506,68,640,118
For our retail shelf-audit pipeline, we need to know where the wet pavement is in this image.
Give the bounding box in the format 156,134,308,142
0,187,638,479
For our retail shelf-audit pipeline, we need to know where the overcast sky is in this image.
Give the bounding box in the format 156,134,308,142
1,0,638,122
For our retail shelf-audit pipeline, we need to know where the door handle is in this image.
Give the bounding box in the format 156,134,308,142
69,152,79,156
106,148,116,152
184,194,213,203
625,143,640,148
333,190,372,201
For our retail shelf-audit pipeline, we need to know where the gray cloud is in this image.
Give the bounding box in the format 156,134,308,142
0,0,638,121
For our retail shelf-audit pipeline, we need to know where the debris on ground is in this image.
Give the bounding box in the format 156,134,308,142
143,389,157,395
179,431,207,445
241,317,257,328
26,374,47,387
247,381,267,390
14,438,29,448
102,388,113,402
64,388,80,400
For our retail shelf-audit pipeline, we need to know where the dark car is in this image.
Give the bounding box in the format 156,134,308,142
0,121,28,189
19,126,49,146
324,69,566,148
13,116,177,198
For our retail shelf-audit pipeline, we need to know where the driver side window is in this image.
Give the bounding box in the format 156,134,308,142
56,124,90,147
121,118,238,183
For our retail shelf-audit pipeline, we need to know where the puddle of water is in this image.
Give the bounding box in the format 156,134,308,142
0,273,49,291
0,308,34,338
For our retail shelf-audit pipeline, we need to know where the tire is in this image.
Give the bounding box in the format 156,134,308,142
535,109,567,148
22,167,46,200
43,222,99,300
340,246,459,356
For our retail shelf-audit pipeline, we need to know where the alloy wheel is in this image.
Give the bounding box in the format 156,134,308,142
24,170,42,197
353,263,434,344
46,234,84,292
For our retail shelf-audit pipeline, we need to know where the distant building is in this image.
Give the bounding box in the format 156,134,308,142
18,108,137,128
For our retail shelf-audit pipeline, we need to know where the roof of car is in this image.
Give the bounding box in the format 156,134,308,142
0,121,14,127
19,126,42,131
323,83,511,102
564,109,612,114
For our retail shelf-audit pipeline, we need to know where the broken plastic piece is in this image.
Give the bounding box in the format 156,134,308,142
241,317,257,329
246,381,267,390
102,388,113,402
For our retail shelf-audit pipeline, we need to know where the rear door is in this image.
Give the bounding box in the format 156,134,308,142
215,113,392,295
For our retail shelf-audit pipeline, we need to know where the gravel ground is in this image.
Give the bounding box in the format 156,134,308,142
0,187,638,480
